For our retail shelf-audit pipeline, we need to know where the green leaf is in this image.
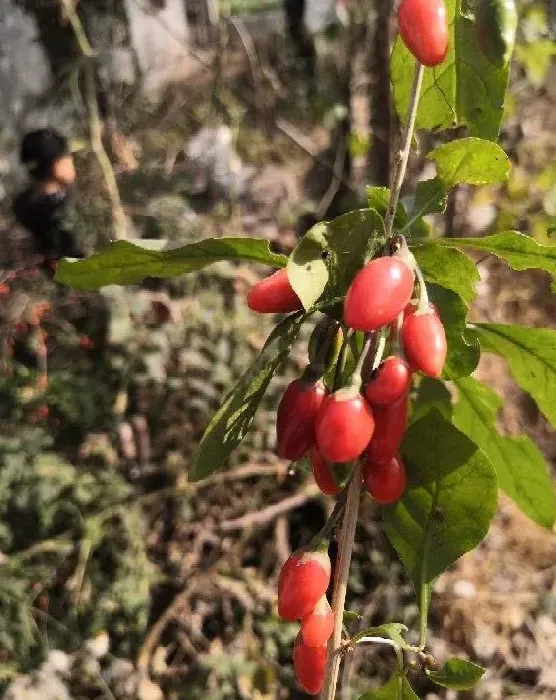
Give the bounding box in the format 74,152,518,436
354,623,411,651
359,675,419,700
428,658,485,690
411,242,479,303
410,377,453,424
366,186,429,238
428,138,510,187
191,312,307,481
287,223,329,310
384,410,498,612
443,231,556,289
452,378,555,528
515,41,556,89
391,0,510,140
412,178,449,217
343,609,363,623
475,324,556,429
427,284,480,378
56,237,287,291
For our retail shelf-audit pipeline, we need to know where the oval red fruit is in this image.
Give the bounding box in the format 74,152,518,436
363,454,407,504
311,448,340,496
402,305,447,378
365,355,411,405
277,379,328,461
278,550,331,621
398,0,449,67
301,595,334,647
343,257,414,332
367,391,409,463
315,389,375,463
293,634,327,695
247,268,302,314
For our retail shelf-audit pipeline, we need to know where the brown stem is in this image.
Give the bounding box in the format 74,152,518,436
385,61,425,239
320,463,362,700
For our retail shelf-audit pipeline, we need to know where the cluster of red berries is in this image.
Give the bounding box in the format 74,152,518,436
248,241,446,506
247,240,446,692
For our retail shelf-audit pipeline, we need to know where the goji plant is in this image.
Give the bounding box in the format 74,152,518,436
56,0,556,696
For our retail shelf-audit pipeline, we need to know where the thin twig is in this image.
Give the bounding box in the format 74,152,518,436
57,0,127,241
321,464,362,700
219,483,321,532
385,62,425,239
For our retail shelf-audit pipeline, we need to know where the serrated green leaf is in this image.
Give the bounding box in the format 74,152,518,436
287,223,329,309
428,138,510,187
366,186,429,238
391,0,510,139
354,623,411,651
475,324,556,429
428,658,485,690
56,237,287,291
452,377,555,528
191,312,307,481
358,675,419,700
427,284,480,378
412,242,479,303
384,410,498,612
443,231,556,289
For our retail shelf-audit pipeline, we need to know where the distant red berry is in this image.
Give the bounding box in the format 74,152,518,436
316,388,375,463
398,0,449,67
310,448,340,496
278,550,331,621
247,268,303,314
343,257,414,331
293,634,327,695
363,454,407,504
367,391,409,463
0,283,10,295
78,335,96,350
276,378,328,461
301,595,334,647
365,356,411,405
402,304,447,378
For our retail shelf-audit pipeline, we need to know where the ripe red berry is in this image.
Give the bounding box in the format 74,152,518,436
278,550,331,621
363,454,407,504
365,356,411,405
301,595,334,647
398,0,449,67
293,634,327,695
310,448,340,496
402,305,447,378
276,379,328,461
343,257,414,331
0,283,11,295
247,268,303,314
315,388,375,463
367,391,409,463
